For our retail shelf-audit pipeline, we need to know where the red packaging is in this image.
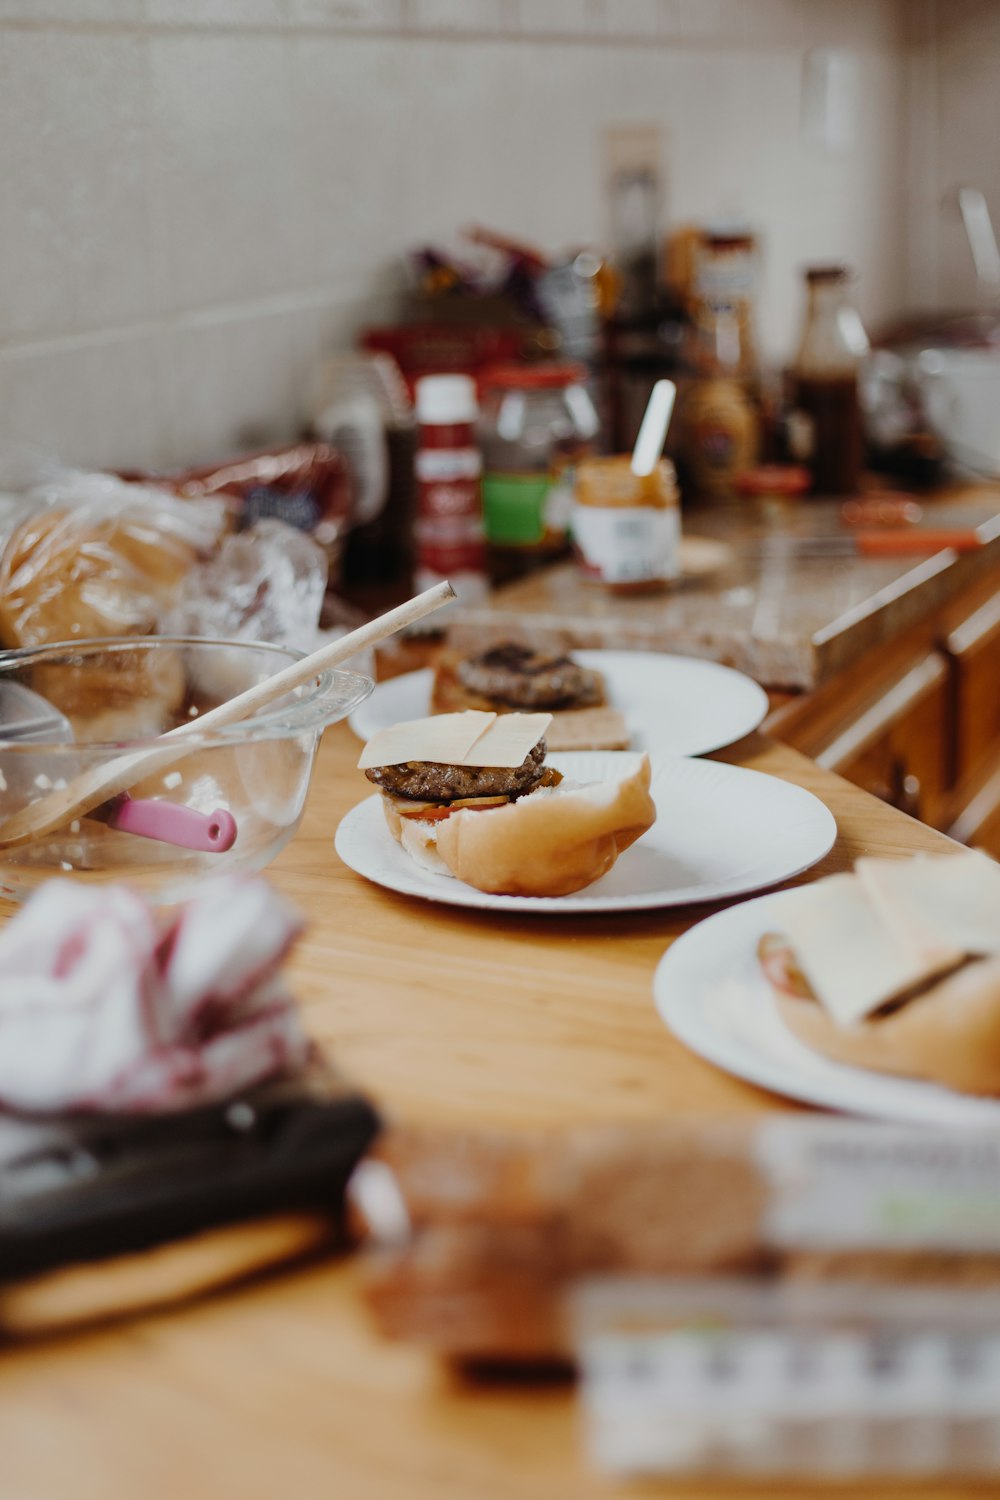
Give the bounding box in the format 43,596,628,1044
363,324,530,398
161,442,353,546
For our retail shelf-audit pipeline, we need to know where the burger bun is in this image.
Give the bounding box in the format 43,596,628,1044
381,753,655,898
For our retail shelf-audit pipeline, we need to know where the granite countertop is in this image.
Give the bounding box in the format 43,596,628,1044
445,488,1000,690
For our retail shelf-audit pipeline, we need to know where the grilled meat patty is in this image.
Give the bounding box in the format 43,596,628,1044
365,738,548,802
455,643,603,711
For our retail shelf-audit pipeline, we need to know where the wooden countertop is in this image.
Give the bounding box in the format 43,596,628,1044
0,725,970,1500
445,486,1000,690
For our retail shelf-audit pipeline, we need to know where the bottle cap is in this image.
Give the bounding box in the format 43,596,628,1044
805,264,850,284
414,374,478,425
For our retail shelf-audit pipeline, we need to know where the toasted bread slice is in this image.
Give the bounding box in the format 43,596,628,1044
431,651,628,750
544,706,630,751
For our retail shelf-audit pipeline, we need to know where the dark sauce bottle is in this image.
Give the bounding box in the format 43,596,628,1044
789,266,869,497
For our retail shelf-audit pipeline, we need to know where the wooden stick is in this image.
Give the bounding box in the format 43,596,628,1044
0,581,455,849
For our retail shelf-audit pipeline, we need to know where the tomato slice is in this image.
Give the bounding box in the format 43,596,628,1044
398,797,509,823
399,805,453,822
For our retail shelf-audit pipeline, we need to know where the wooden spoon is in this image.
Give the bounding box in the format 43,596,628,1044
0,581,455,850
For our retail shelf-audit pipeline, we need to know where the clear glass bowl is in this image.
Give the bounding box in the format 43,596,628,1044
0,637,373,904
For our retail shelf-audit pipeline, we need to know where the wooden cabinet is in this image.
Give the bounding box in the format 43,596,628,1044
769,648,953,826
943,581,1000,787
768,569,1000,852
815,653,952,827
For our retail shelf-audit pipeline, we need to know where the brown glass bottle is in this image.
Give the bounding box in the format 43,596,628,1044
790,266,869,497
791,372,863,495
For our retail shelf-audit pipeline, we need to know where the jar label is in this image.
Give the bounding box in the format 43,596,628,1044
417,474,482,519
482,464,577,549
414,448,482,483
571,504,680,585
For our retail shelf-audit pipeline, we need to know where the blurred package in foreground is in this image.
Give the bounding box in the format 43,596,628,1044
356,1117,1000,1480
577,1277,1000,1479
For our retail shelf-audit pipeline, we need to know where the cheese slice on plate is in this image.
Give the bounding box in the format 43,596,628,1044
769,873,943,1027
856,851,1000,965
358,711,553,770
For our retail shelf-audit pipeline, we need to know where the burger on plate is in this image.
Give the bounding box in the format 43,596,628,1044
358,710,655,898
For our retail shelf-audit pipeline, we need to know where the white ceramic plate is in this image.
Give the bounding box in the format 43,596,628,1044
654,890,1000,1125
348,650,769,758
334,751,836,915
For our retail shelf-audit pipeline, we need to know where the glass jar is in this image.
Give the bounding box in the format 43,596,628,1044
478,363,599,584
571,456,680,594
790,265,870,496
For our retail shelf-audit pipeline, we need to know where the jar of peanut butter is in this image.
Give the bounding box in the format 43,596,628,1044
570,456,680,593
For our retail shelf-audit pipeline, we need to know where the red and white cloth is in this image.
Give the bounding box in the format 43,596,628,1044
0,877,312,1114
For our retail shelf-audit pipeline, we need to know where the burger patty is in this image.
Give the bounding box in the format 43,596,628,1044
455,643,603,711
366,738,548,802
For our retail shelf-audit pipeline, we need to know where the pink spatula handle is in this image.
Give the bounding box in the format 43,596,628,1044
104,796,238,853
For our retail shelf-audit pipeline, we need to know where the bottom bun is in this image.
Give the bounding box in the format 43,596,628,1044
381,753,655,897
773,954,1000,1096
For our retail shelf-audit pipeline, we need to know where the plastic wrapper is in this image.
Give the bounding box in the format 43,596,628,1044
356,1120,1000,1366
162,519,373,687
149,442,354,589
162,519,328,652
0,456,371,718
0,465,227,653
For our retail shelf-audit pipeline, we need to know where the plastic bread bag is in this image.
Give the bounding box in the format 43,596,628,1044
0,460,228,652
145,441,355,592
162,519,326,650
0,460,227,740
161,519,374,691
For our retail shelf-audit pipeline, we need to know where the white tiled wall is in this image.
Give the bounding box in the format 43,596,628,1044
0,0,909,471
902,0,1000,316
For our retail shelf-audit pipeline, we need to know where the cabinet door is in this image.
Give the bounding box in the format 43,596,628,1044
949,753,1000,859
815,652,951,826
945,587,1000,786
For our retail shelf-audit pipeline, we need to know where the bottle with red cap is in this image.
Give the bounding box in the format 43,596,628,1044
412,374,488,610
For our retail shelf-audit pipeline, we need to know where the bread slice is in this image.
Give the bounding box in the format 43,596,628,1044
774,955,1000,1096
543,706,630,752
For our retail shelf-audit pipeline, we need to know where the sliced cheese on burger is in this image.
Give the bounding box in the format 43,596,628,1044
464,713,552,768
358,710,553,771
768,873,944,1027
856,851,1000,965
358,711,496,770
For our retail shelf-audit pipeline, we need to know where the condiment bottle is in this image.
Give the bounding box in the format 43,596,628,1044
692,230,759,385
677,230,760,500
478,362,599,586
412,374,488,609
679,377,758,501
789,265,870,496
571,455,680,593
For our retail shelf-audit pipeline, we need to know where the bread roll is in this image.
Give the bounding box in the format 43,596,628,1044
0,508,195,650
774,954,1000,1095
0,508,194,737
